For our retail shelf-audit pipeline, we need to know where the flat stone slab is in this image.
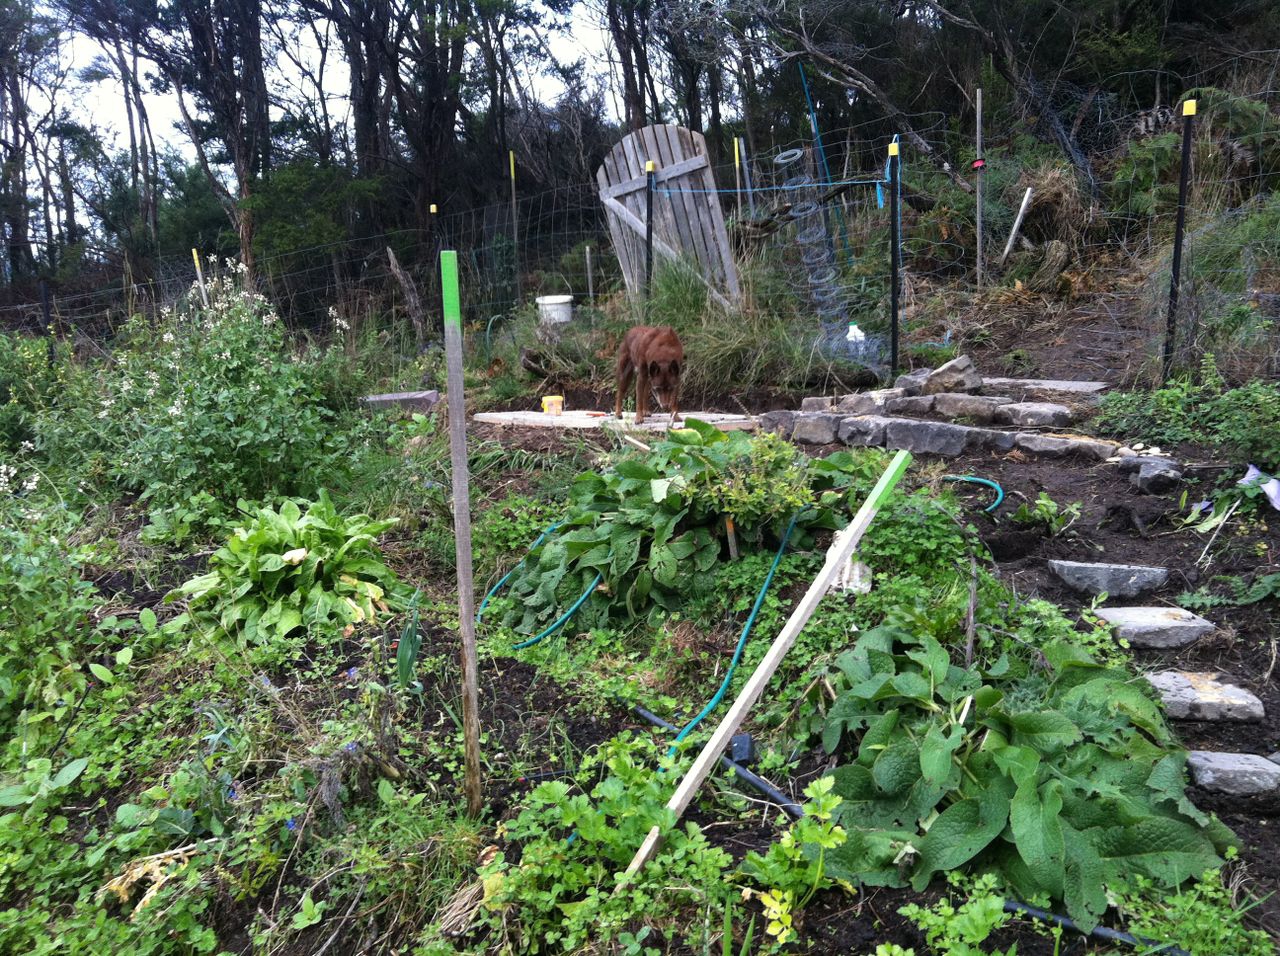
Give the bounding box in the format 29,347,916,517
361,389,440,411
835,388,905,415
994,402,1074,427
1015,433,1118,460
800,396,834,412
884,419,973,456
472,410,755,432
1048,560,1169,597
1187,752,1280,795
932,393,1013,424
885,395,936,416
981,378,1110,403
791,413,841,444
758,410,797,438
838,415,891,447
1095,606,1215,648
1146,671,1264,722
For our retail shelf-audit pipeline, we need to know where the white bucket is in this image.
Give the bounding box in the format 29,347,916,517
536,294,573,326
535,294,574,344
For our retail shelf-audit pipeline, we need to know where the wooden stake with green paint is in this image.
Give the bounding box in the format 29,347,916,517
621,449,914,880
441,250,484,817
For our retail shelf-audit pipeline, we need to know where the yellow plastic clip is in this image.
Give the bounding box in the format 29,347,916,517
429,203,438,214
645,160,655,173
888,142,900,157
1183,99,1197,117
509,150,516,180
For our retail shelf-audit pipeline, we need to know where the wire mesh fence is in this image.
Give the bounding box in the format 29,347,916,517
1,86,1276,386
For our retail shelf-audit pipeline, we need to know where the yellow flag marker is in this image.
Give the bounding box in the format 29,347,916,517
1183,99,1197,116
888,142,899,157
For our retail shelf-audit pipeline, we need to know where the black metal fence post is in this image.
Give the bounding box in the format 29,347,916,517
1163,99,1196,382
644,160,655,306
889,141,901,378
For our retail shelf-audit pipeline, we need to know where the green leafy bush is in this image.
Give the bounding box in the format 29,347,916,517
479,734,732,951
0,505,99,740
35,274,365,524
815,626,1234,929
168,491,406,650
1114,863,1274,956
491,424,886,634
0,332,57,452
1096,362,1280,470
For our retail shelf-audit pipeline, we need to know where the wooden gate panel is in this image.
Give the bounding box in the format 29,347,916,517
596,124,740,307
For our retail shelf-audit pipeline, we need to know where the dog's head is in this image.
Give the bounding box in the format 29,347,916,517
647,359,681,410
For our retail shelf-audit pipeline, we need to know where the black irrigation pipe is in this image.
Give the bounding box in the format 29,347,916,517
633,702,1190,955
1003,902,1190,956
629,704,803,820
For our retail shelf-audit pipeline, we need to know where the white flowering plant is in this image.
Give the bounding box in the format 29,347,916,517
36,275,368,534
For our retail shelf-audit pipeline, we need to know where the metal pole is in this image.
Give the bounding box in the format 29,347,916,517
644,160,655,302
509,150,520,307
975,88,984,289
889,141,901,378
440,249,483,818
585,245,595,303
1163,100,1197,382
39,280,54,367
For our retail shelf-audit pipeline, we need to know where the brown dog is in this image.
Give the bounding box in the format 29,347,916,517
614,325,683,425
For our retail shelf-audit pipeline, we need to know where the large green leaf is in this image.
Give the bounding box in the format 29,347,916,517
911,794,1009,889
1010,779,1065,897
1010,710,1082,753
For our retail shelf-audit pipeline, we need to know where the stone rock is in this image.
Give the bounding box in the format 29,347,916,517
1130,460,1182,494
969,428,1018,452
921,354,983,395
838,415,891,447
1015,433,1118,460
1187,752,1280,795
885,395,936,416
835,388,904,415
1094,606,1215,648
791,413,841,445
932,393,1013,423
884,419,974,456
1112,455,1180,475
894,368,931,395
757,410,796,438
980,377,1110,403
360,389,440,412
1047,559,1169,597
1146,672,1264,722
800,395,834,412
1269,752,1280,766
993,402,1074,427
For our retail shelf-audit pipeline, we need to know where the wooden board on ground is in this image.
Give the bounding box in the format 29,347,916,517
472,409,755,433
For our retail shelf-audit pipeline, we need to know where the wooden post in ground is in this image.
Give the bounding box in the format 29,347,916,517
387,248,427,350
1163,99,1197,383
999,187,1034,266
620,450,913,880
441,250,483,817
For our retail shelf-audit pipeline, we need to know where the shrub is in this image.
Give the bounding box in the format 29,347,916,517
168,491,406,654
478,734,732,951
0,504,98,740
0,332,57,452
35,273,366,523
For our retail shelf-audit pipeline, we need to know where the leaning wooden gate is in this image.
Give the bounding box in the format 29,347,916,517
596,125,741,308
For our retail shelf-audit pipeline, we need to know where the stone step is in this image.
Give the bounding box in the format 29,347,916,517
980,377,1110,404
1094,606,1215,648
1187,752,1280,795
1048,560,1169,598
1146,671,1264,722
768,412,1119,461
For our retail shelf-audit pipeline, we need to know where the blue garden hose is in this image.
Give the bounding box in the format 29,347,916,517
667,509,807,759
943,475,1004,513
476,520,600,650
476,522,559,622
510,573,603,650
